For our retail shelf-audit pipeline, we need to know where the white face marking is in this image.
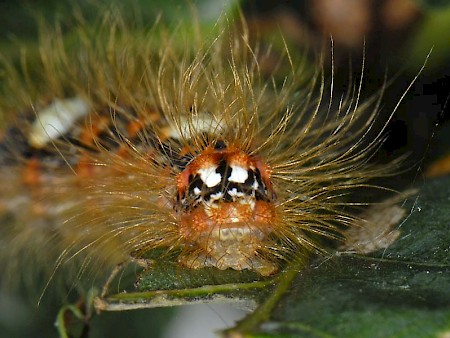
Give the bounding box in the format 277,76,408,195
228,188,245,198
210,192,223,201
29,97,91,148
252,179,259,190
193,187,201,195
198,166,221,188
228,165,248,183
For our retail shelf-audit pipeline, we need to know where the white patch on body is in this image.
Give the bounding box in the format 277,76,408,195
29,97,91,148
168,114,224,140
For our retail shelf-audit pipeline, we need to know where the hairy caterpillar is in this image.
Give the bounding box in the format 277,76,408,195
0,7,411,306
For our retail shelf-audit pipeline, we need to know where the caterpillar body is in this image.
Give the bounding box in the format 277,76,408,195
0,11,401,295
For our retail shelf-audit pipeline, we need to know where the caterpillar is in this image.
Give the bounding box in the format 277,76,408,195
0,7,409,304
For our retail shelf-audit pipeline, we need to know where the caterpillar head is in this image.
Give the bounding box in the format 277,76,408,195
175,141,278,275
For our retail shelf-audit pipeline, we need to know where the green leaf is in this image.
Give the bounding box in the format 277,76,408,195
97,177,450,337
228,177,450,337
416,0,450,9
98,262,274,311
406,5,450,70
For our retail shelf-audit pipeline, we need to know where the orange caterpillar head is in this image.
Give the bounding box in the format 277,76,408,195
175,142,277,274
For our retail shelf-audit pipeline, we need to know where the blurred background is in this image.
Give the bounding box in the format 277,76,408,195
0,0,449,337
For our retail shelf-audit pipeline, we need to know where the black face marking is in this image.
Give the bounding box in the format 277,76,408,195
179,156,273,211
216,159,231,182
213,140,227,150
253,168,270,198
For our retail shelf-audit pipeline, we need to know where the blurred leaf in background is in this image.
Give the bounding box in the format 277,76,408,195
241,0,450,168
